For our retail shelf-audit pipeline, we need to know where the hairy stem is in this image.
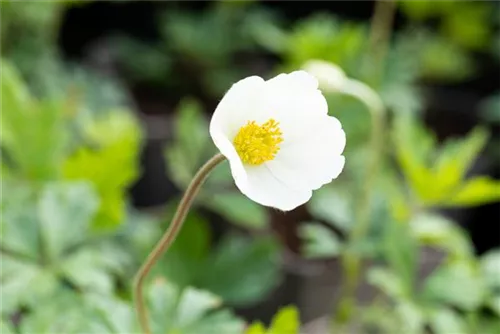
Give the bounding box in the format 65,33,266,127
332,79,386,329
133,153,226,334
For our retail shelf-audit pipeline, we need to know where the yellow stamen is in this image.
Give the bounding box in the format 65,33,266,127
233,119,283,165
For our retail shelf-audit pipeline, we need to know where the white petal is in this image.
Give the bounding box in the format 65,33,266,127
267,70,319,91
210,75,267,140
267,115,346,190
235,164,312,211
210,130,247,185
262,73,329,145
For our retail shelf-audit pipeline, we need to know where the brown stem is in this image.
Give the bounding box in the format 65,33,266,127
133,153,226,334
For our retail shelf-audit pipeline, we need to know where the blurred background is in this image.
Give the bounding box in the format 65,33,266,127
1,1,499,333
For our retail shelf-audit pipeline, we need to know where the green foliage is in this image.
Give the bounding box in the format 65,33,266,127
1,182,130,315
1,61,142,230
63,111,142,229
399,0,496,51
394,116,500,207
1,60,68,180
245,305,300,334
299,222,342,258
146,278,244,334
165,99,268,229
13,279,244,334
152,211,281,306
277,14,368,77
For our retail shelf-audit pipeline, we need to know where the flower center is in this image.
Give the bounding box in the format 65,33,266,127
233,119,283,165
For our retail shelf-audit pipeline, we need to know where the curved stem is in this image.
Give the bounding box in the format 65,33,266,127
334,79,386,324
133,153,226,334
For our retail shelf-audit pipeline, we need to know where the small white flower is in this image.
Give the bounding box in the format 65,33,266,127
302,60,347,92
210,71,346,211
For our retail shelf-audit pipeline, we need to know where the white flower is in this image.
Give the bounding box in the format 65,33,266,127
302,60,347,92
210,71,346,211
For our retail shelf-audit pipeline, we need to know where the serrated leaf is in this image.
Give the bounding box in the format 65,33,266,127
148,279,244,334
382,218,417,294
0,183,39,259
393,116,437,202
59,249,114,294
423,261,486,310
1,61,68,180
410,213,473,260
434,127,488,190
38,182,99,261
165,98,213,188
20,289,122,334
0,255,59,314
63,111,141,229
299,222,342,258
368,267,407,300
443,177,500,207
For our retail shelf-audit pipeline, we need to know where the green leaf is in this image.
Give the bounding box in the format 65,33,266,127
148,278,244,334
418,35,475,82
268,305,300,334
441,2,493,51
59,249,114,294
429,308,467,334
0,319,14,334
63,111,141,229
480,249,500,290
367,267,407,300
434,127,489,191
398,0,446,21
393,115,437,202
0,183,39,259
155,213,280,306
299,222,342,258
201,192,268,229
158,212,212,287
423,261,486,310
20,289,125,334
0,255,59,314
197,235,281,305
410,212,473,260
165,99,213,188
38,182,99,261
280,14,368,77
443,177,500,207
1,60,68,180
487,296,500,317
307,185,353,233
382,218,418,294
245,322,267,334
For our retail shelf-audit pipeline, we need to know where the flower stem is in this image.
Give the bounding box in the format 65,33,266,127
133,153,226,334
334,79,386,326
366,0,396,86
